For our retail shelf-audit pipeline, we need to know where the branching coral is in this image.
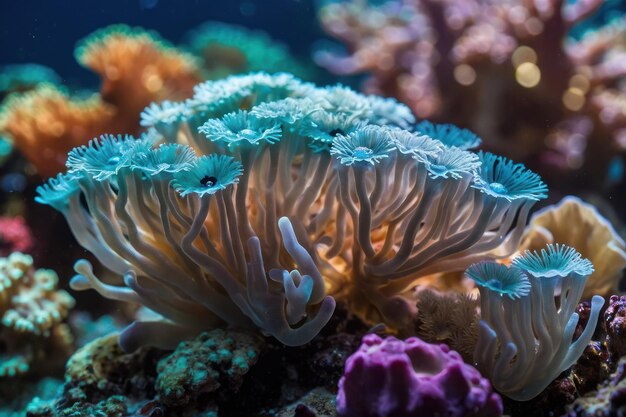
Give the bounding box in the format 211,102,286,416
185,21,312,80
36,72,547,350
317,0,626,183
0,252,74,377
519,195,626,298
0,25,201,177
468,244,604,400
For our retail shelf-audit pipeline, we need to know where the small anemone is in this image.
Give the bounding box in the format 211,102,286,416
140,100,189,128
198,110,282,146
465,262,531,299
512,243,594,279
330,125,395,166
130,144,196,176
249,97,319,126
423,146,480,179
366,95,415,129
189,78,249,116
473,151,548,202
415,121,482,150
388,127,442,162
297,111,366,152
237,72,314,102
35,172,82,211
313,85,370,117
172,154,243,197
66,134,140,181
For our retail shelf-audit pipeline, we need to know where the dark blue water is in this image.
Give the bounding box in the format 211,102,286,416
0,0,323,88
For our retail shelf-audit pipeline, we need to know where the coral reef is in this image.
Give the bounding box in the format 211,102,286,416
34,329,262,417
336,333,502,417
35,72,548,351
0,252,74,377
519,196,626,298
468,244,604,400
316,0,626,187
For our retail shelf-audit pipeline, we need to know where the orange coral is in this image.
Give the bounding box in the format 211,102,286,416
0,25,201,177
0,85,115,177
75,25,201,127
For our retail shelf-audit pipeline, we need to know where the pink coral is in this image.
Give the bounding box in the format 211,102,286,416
318,0,626,183
337,334,502,417
0,216,33,257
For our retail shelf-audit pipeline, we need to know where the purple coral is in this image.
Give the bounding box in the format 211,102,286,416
604,295,626,358
337,334,502,417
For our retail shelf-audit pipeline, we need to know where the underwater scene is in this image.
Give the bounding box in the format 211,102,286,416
2,0,626,416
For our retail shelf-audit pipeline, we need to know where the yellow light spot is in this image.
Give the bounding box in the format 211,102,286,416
454,64,477,86
511,46,537,68
563,87,586,111
515,62,541,88
142,66,163,92
569,74,590,93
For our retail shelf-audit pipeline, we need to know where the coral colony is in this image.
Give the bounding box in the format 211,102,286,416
26,70,616,414
316,0,626,186
37,73,549,347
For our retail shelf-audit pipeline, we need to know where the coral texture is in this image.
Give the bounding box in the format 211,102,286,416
0,252,74,377
155,329,263,407
566,356,626,416
519,195,626,298
36,72,548,350
317,0,626,184
336,333,502,417
413,286,479,361
604,294,626,359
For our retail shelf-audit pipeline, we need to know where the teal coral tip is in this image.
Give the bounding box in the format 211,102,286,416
130,143,196,176
424,146,480,179
35,173,82,212
465,262,531,299
416,121,482,150
473,151,548,201
330,125,395,166
199,110,282,147
66,134,143,181
388,127,443,162
512,243,594,278
172,154,243,197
